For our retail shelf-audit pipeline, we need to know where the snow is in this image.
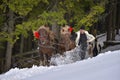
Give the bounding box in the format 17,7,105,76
0,50,120,80
0,33,120,80
50,46,81,65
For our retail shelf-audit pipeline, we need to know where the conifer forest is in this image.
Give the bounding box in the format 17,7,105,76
0,0,120,73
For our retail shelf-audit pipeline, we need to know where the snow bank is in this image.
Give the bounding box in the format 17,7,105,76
0,50,120,80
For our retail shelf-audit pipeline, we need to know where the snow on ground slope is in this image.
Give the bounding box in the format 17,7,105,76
0,50,120,80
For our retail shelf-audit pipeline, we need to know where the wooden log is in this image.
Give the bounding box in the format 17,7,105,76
104,41,120,47
13,49,38,58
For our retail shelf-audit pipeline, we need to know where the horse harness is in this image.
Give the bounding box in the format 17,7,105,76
37,28,75,52
38,28,63,50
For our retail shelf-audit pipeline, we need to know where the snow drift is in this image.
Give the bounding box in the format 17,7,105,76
0,50,120,80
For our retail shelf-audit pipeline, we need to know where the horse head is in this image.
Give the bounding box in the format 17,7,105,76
38,27,50,46
58,25,76,52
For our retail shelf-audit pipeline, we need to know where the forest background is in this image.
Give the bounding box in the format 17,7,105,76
0,0,120,73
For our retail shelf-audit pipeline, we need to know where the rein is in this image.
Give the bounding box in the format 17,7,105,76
38,38,65,48
38,44,56,49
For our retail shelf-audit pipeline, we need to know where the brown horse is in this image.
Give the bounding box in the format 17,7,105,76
38,26,57,66
58,25,76,54
37,25,76,66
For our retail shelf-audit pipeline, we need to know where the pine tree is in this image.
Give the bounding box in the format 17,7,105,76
0,0,42,72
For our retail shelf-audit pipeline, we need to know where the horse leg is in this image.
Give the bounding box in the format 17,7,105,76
39,48,44,66
43,54,47,66
46,54,51,66
39,53,44,66
88,45,93,58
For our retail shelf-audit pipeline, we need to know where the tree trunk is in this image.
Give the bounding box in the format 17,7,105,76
23,36,32,52
27,32,33,51
106,13,112,41
112,0,117,40
52,21,60,40
116,0,120,34
106,0,113,41
4,9,14,72
23,38,28,52
0,42,6,73
5,42,13,71
20,35,24,53
106,15,112,41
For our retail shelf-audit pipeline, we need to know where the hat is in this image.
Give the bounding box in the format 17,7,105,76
80,25,85,30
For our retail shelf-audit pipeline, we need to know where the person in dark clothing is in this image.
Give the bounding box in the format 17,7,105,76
75,25,95,60
79,32,87,59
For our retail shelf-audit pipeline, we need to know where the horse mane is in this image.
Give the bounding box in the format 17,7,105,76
38,25,50,32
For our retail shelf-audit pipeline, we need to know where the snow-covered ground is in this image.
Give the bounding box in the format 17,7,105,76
0,50,120,80
0,33,120,80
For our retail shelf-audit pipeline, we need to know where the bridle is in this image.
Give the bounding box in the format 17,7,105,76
38,29,49,45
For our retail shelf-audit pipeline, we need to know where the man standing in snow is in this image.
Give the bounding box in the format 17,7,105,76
75,25,95,60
